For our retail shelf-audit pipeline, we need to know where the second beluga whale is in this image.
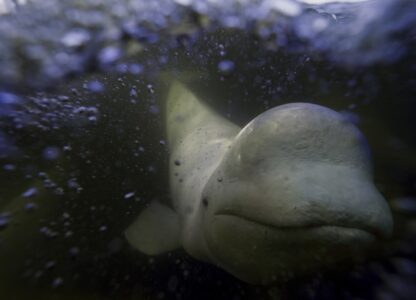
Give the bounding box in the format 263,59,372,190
125,80,393,285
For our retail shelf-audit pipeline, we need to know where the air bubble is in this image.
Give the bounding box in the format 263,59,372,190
147,84,155,93
61,29,90,48
52,277,63,288
45,261,56,270
124,192,135,200
174,0,192,6
267,0,301,17
67,178,81,190
22,187,38,198
39,226,58,239
129,63,144,75
218,60,235,74
0,213,10,230
25,202,37,211
85,80,104,93
98,46,122,66
0,92,20,105
88,115,97,122
3,164,15,171
42,146,61,161
149,105,160,115
68,247,80,257
130,88,138,97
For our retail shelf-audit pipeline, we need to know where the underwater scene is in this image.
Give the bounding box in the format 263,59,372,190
0,0,415,299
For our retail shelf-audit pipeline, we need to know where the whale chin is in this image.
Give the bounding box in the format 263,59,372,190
204,213,376,285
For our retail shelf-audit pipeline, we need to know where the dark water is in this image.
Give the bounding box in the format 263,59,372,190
0,0,415,299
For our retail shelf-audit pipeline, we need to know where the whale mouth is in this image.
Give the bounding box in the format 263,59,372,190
205,212,378,284
214,212,378,242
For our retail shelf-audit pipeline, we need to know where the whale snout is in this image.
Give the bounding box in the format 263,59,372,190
212,162,392,240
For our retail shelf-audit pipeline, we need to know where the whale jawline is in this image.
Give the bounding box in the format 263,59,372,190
214,213,378,241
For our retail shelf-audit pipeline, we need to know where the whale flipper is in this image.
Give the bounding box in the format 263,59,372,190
124,201,181,255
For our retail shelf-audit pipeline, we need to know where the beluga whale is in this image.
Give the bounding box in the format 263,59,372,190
125,80,393,285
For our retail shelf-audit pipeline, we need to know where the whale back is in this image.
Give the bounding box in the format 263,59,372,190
125,81,239,256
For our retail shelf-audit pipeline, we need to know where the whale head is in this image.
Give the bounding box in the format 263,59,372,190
197,103,393,284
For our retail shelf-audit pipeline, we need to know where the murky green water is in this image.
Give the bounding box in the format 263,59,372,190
0,0,415,299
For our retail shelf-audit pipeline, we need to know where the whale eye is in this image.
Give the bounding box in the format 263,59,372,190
202,197,209,208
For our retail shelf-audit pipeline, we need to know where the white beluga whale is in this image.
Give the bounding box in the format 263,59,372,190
125,80,393,285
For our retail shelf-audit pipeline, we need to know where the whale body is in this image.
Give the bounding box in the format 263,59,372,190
125,81,393,284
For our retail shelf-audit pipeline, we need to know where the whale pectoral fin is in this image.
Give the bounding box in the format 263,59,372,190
124,201,181,255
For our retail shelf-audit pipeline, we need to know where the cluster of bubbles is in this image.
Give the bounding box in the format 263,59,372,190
1,92,99,130
0,0,414,91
